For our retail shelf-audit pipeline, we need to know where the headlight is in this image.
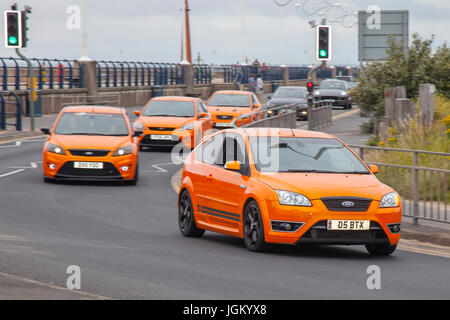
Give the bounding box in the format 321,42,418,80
314,90,320,96
179,122,194,131
340,91,348,96
380,192,400,208
275,190,312,207
113,145,133,156
133,122,145,130
47,143,66,155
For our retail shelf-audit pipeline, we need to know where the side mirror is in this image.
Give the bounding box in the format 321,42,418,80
133,130,144,137
253,104,260,109
133,110,141,117
41,128,50,135
198,112,208,118
369,164,378,174
225,160,241,172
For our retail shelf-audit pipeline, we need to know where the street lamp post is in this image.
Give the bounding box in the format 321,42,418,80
79,0,91,61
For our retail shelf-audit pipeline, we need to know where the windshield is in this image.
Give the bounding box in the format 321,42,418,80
143,100,195,117
274,88,306,99
249,136,369,174
54,112,129,136
208,94,250,107
319,81,346,90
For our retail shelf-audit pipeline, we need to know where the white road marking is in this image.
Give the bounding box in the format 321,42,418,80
0,138,46,148
142,162,182,173
0,169,26,178
9,161,41,169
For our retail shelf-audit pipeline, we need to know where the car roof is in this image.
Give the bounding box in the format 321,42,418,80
151,96,199,102
62,106,125,114
223,128,335,139
212,90,251,95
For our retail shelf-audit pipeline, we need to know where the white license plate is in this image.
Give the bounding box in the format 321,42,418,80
73,162,103,169
150,134,172,140
215,122,233,127
327,220,370,230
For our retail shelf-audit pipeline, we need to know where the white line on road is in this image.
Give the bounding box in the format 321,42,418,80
9,161,42,169
0,169,26,178
142,162,182,173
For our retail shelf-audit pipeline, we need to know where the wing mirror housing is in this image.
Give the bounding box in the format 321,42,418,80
369,164,379,174
225,161,241,172
133,110,141,117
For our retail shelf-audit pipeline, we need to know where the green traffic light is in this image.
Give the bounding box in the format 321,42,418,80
8,36,18,45
319,49,327,57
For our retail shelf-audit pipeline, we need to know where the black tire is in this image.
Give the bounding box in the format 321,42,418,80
365,244,397,256
243,200,268,252
178,189,205,237
126,163,139,186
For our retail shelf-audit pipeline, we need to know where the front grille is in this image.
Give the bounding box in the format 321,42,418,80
216,115,234,120
321,197,372,212
69,149,110,157
297,220,389,245
321,96,337,100
57,161,120,177
148,127,175,132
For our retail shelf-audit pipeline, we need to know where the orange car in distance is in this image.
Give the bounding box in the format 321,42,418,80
41,106,141,185
133,96,213,150
178,128,402,255
206,90,261,129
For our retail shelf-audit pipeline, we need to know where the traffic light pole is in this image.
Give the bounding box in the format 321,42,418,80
15,48,34,132
306,61,325,130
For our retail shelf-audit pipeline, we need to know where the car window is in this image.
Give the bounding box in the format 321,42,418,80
274,88,306,98
252,94,260,106
54,112,129,136
208,94,251,107
197,101,208,114
194,133,224,165
249,136,369,173
143,100,195,117
215,134,247,167
319,81,346,90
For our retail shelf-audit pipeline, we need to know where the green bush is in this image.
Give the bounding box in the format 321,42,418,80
351,34,450,115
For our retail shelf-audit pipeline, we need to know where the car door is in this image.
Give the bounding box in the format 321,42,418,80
190,133,225,224
200,133,250,232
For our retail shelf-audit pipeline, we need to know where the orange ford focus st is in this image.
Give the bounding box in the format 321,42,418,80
41,106,141,185
178,128,402,255
133,96,213,150
206,90,261,129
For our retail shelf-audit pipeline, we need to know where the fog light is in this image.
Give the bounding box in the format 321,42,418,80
271,221,304,232
48,163,56,170
387,223,401,233
121,166,129,171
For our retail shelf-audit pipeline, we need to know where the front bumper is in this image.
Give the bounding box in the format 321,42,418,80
138,131,194,149
261,199,401,246
43,152,137,181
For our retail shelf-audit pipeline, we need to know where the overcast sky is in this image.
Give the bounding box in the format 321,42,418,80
1,0,448,65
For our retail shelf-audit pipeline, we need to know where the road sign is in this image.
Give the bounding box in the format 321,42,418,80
358,10,409,61
316,25,331,61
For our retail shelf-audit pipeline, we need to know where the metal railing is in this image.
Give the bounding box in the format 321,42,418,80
193,64,212,84
0,91,22,130
288,67,310,80
96,61,184,87
308,100,333,130
0,57,84,91
232,104,298,128
349,145,450,224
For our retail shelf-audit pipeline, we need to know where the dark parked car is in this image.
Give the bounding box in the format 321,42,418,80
267,86,308,120
314,79,352,109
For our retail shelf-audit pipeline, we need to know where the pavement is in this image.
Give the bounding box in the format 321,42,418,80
0,104,449,300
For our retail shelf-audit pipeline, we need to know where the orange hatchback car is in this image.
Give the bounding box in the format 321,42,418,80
41,106,141,185
178,128,402,255
133,96,213,150
206,90,261,129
